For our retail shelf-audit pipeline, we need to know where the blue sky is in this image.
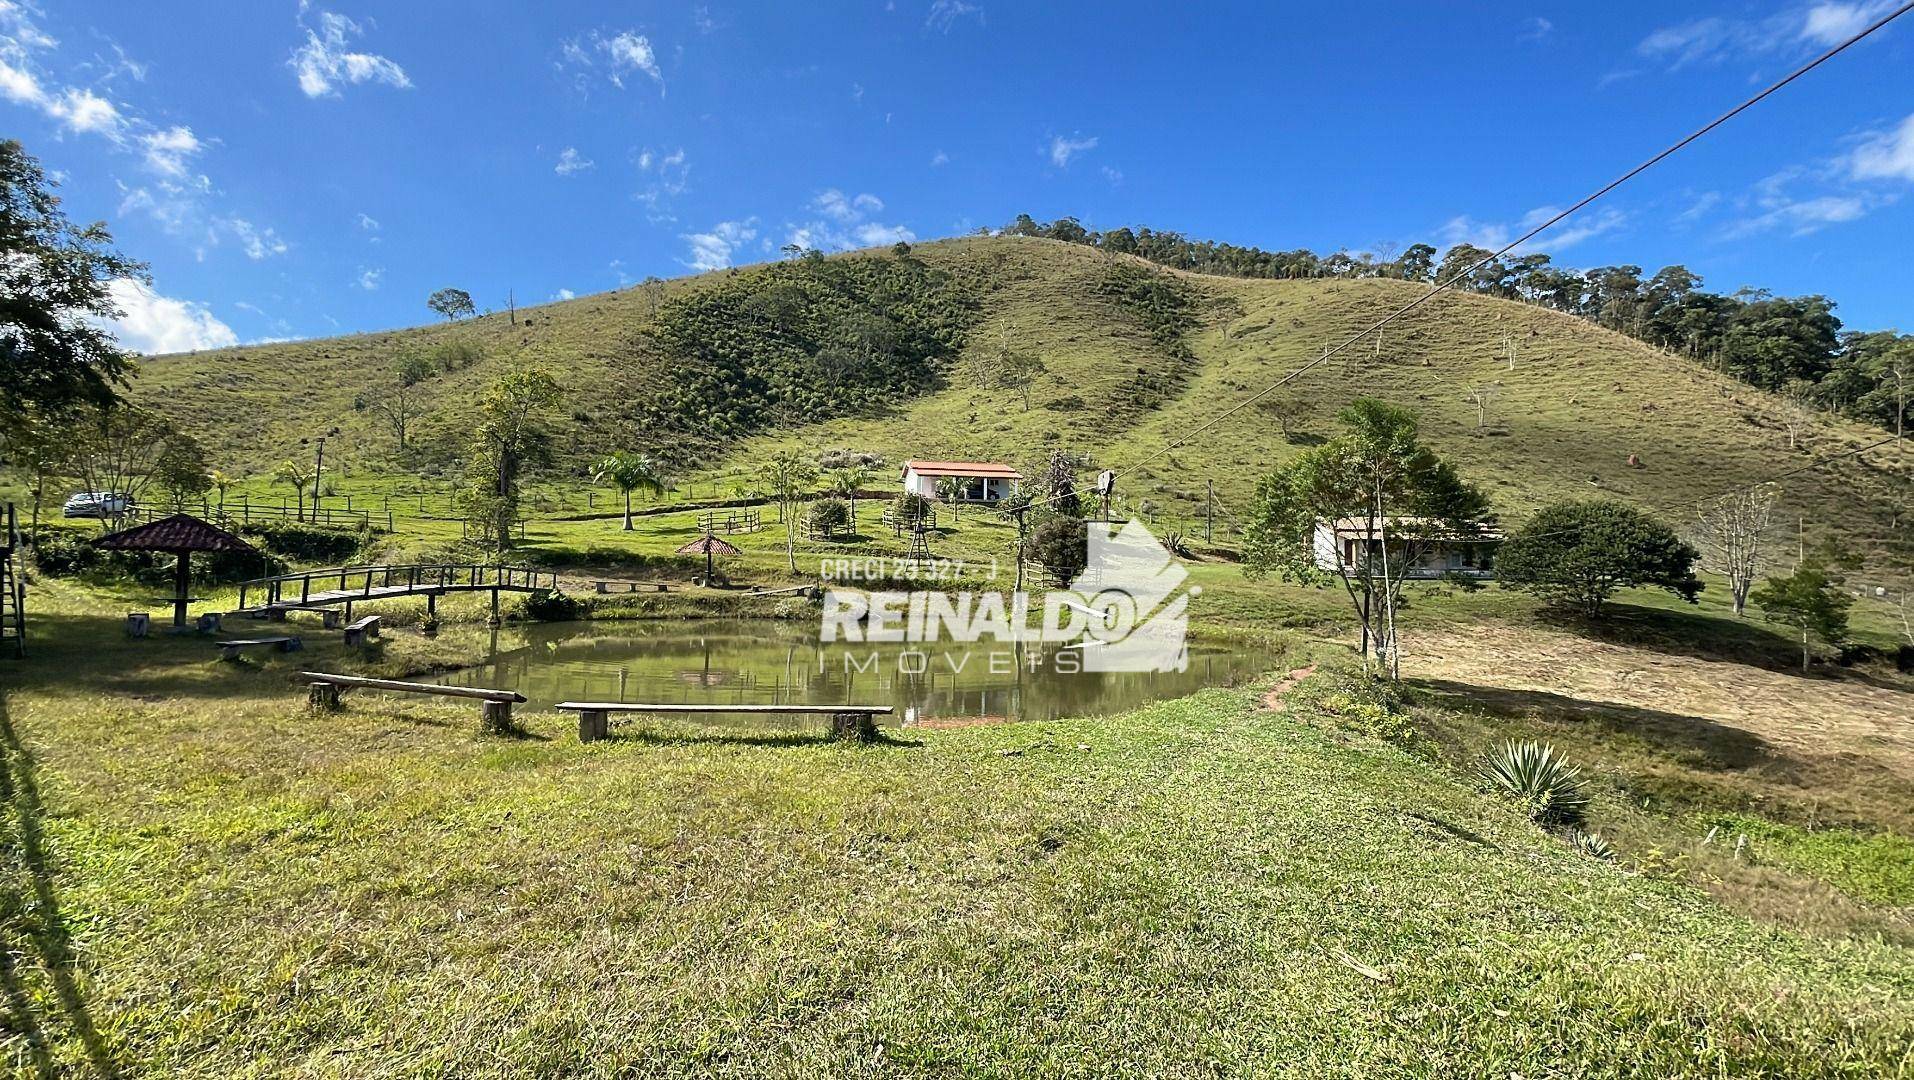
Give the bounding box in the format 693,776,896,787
4,0,1913,353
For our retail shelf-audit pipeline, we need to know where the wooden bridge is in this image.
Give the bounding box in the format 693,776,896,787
232,563,559,621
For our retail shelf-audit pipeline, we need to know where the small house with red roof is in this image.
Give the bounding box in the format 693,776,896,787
900,460,1022,503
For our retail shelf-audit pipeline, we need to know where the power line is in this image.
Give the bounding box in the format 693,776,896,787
1035,0,1913,516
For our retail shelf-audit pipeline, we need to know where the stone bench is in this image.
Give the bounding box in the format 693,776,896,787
218,636,302,661
343,614,382,648
554,702,894,744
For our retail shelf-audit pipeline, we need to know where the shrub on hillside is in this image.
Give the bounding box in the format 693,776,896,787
890,492,932,525
238,521,367,564
640,255,981,441
807,497,851,534
1496,499,1702,617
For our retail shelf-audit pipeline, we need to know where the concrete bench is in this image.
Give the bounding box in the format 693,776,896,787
342,614,382,648
218,636,302,661
592,580,670,594
286,606,343,629
554,702,894,744
301,671,525,733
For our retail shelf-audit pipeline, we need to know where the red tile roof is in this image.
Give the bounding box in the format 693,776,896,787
93,514,256,552
901,460,1022,479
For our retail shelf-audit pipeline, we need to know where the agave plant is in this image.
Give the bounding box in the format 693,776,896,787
1477,739,1589,825
1565,829,1615,860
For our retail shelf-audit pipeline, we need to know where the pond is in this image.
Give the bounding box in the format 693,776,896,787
435,619,1276,731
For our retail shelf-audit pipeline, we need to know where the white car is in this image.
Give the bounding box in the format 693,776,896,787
62,492,133,519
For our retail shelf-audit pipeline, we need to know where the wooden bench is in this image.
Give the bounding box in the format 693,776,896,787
342,614,382,648
554,702,894,744
301,671,525,733
218,636,302,661
592,580,671,594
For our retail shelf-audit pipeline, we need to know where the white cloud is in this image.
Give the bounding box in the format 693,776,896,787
1724,193,1872,237
1638,1,1898,69
554,288,576,301
101,278,238,355
47,85,122,135
682,218,757,271
634,146,690,213
1049,133,1097,168
814,189,883,222
227,218,287,260
1101,165,1124,185
141,125,200,177
926,0,984,33
356,266,383,290
855,222,915,246
0,55,44,106
564,29,665,94
357,211,380,230
1520,16,1553,40
1802,0,1900,45
930,149,949,167
290,11,411,98
1849,112,1914,181
555,146,594,175
1437,205,1627,253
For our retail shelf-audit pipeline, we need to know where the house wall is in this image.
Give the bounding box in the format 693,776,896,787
901,471,1017,501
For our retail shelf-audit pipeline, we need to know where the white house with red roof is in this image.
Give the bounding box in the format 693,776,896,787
900,460,1022,502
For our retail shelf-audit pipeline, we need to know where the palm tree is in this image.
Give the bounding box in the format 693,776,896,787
209,469,235,512
270,460,313,522
591,451,664,530
829,464,875,526
764,450,818,573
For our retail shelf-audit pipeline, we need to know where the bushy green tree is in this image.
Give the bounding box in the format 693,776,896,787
1751,549,1855,672
154,433,212,510
1029,515,1087,586
1498,499,1702,617
427,288,476,321
1244,399,1488,675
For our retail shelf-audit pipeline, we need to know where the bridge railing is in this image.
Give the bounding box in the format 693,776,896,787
236,563,561,611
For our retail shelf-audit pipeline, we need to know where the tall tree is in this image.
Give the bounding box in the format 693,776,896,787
1244,399,1489,676
828,463,875,524
68,404,175,525
1,139,144,425
427,288,476,321
763,451,817,573
591,451,664,531
463,369,561,548
1693,483,1779,616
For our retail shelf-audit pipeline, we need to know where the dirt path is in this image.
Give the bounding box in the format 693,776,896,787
1405,623,1914,771
1261,665,1318,710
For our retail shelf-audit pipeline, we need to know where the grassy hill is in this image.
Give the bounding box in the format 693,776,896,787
130,234,1910,570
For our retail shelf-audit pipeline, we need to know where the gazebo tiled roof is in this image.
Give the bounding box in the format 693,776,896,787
93,514,255,553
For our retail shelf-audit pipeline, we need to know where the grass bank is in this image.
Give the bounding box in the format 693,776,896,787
1,590,1910,1076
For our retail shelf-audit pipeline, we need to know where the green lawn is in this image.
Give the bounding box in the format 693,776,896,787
1,579,1910,1077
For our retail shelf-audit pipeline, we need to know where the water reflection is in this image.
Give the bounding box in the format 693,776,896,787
435,619,1273,729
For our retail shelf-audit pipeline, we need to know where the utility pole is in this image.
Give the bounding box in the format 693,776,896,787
1205,479,1214,543
508,288,517,326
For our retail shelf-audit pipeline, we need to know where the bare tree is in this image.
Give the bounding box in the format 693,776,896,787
1694,482,1779,616
68,404,174,522
1464,381,1501,433
1778,382,1815,451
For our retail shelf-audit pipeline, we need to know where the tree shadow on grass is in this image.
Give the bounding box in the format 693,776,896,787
1534,603,1909,693
0,692,121,1078
1408,677,1914,830
612,724,923,750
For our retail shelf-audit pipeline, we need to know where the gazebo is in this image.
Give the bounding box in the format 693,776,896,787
676,533,742,586
94,514,257,629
